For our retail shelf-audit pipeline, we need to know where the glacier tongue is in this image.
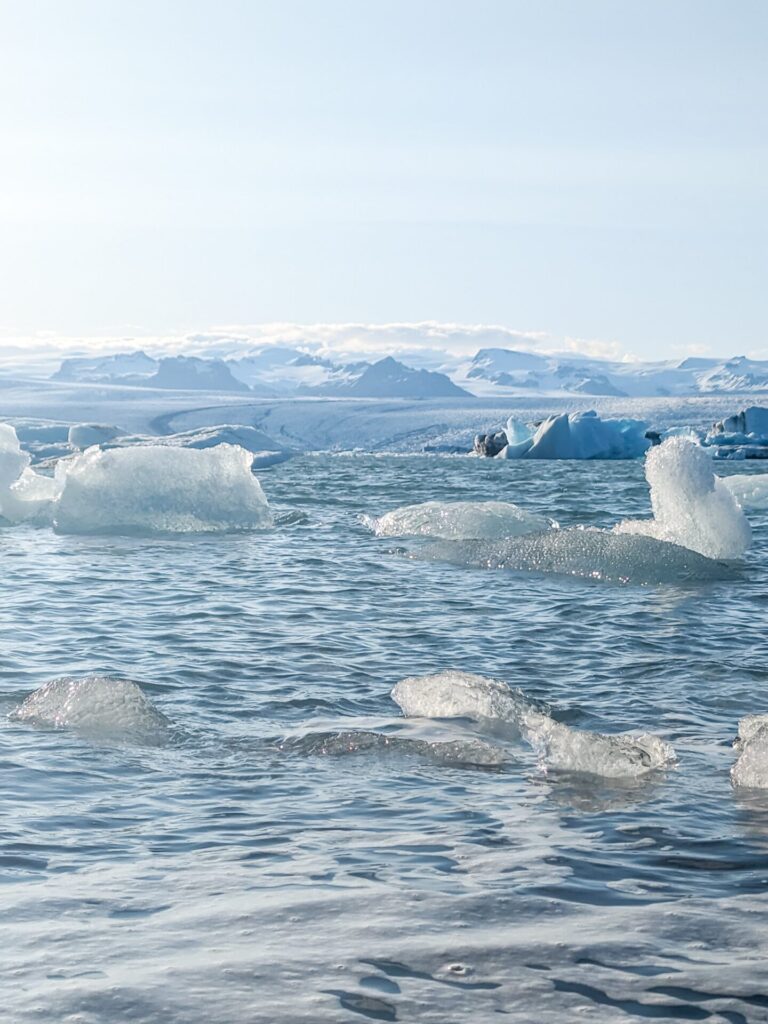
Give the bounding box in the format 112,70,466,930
391,671,676,779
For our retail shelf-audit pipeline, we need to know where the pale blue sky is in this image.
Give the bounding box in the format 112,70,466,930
0,0,765,360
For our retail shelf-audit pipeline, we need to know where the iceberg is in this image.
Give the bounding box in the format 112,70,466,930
615,438,751,560
410,530,734,585
9,676,169,742
392,671,676,779
731,714,768,789
0,425,59,524
720,473,768,510
68,423,125,449
496,411,651,460
54,443,274,535
365,500,551,541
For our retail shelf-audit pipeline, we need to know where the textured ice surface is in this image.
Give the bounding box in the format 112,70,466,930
54,443,274,535
720,473,768,509
9,676,169,741
731,714,768,788
498,411,650,460
279,727,507,767
68,423,124,448
366,500,551,541
392,671,676,778
411,529,733,585
616,438,751,559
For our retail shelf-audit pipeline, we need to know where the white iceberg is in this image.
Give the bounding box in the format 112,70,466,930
615,437,751,560
720,473,768,510
68,423,125,449
9,676,169,742
497,411,650,460
54,443,274,535
0,425,59,524
365,500,551,541
731,714,768,788
392,671,676,779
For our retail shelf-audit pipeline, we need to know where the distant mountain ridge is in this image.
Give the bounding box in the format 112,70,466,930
50,346,768,399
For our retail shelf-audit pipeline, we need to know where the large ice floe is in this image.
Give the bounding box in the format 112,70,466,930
9,676,169,743
364,500,552,540
615,437,751,559
391,671,676,778
730,715,768,789
0,422,274,535
491,411,651,460
54,444,274,535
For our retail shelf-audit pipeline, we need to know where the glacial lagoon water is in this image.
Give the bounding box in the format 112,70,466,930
3,452,768,1022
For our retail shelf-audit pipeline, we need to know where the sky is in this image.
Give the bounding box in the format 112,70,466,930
0,0,766,363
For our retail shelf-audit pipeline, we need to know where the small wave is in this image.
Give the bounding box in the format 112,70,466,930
392,671,676,779
364,500,552,541
8,676,170,744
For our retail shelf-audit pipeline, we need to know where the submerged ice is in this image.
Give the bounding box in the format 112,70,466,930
392,671,676,779
410,530,734,585
9,676,169,741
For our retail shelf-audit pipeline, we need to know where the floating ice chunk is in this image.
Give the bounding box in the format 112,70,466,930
9,676,169,742
68,423,125,449
498,411,650,461
410,529,734,585
718,406,768,438
524,716,676,778
0,423,30,492
720,474,768,510
0,424,60,524
392,670,532,724
615,438,751,560
366,501,551,541
54,443,274,535
392,671,675,779
731,714,768,788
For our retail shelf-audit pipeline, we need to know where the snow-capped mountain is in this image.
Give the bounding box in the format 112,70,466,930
50,346,768,399
457,349,768,397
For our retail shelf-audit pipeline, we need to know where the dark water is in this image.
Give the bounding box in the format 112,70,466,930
2,454,768,1022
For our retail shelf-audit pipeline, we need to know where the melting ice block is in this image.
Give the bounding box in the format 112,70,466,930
392,671,676,778
9,676,169,741
54,443,274,535
731,714,768,788
0,424,59,524
366,500,551,541
615,437,751,560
